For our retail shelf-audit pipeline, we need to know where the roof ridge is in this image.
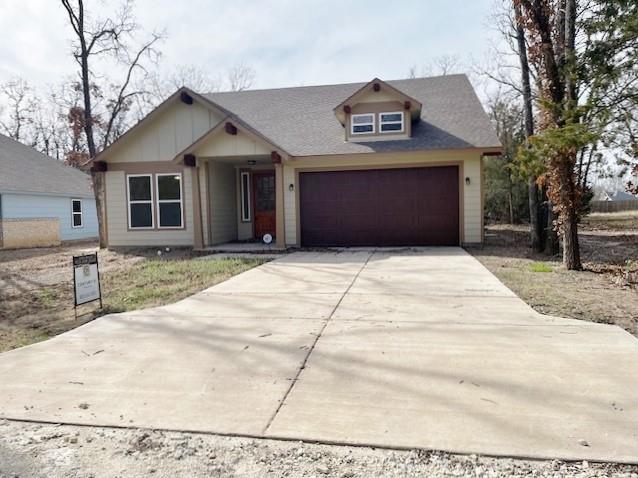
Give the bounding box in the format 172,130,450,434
203,73,469,96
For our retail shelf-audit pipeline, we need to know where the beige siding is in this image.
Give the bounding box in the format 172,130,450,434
282,150,483,246
105,169,194,247
208,162,237,244
199,164,210,246
108,101,223,163
195,129,271,157
462,156,482,243
283,164,297,246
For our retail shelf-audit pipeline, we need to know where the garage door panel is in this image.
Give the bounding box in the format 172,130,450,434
300,166,459,247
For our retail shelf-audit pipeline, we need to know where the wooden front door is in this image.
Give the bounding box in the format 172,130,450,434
252,171,276,239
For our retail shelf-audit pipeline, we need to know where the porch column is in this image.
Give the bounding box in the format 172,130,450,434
275,162,285,248
190,162,204,250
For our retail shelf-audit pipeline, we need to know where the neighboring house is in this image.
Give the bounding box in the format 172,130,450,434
91,74,501,249
0,134,98,249
599,190,638,201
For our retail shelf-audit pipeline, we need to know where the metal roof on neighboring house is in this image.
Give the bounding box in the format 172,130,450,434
204,74,501,157
0,133,93,197
609,190,638,201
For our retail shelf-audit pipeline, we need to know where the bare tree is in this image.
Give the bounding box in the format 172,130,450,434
0,78,36,142
60,0,163,248
226,63,256,91
409,55,464,78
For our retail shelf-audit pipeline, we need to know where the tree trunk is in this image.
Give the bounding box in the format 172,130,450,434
528,179,542,250
514,2,543,250
545,201,560,255
74,0,106,248
562,209,581,270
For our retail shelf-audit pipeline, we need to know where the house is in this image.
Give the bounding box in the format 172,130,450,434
599,190,637,201
0,134,98,249
91,74,501,249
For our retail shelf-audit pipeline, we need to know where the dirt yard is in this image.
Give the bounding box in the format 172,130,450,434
469,211,638,337
0,243,265,352
1,420,636,478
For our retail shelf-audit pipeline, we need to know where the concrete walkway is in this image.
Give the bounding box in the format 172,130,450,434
0,249,637,463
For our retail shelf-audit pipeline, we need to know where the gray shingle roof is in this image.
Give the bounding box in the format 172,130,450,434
0,134,93,197
204,74,500,156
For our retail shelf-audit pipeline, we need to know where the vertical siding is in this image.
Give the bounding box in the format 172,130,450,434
1,193,98,241
199,164,210,246
105,169,194,246
462,156,482,243
283,164,297,245
281,151,484,247
208,162,237,244
108,101,223,163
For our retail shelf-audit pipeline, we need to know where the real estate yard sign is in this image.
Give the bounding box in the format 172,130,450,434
73,253,103,315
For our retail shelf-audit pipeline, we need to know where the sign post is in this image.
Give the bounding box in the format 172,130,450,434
73,253,103,318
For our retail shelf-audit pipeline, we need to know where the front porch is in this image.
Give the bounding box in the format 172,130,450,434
190,155,286,251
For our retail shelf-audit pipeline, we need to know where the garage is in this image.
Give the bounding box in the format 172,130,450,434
299,166,460,247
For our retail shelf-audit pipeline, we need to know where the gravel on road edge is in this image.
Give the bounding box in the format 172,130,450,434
1,420,636,478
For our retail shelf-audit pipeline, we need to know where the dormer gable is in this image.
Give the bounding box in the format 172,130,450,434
334,78,422,142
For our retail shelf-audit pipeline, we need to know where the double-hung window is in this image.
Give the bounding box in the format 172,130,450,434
127,175,154,229
351,113,375,135
71,199,83,228
379,112,404,133
156,173,183,228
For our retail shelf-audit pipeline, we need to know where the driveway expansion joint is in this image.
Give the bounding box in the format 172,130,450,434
261,252,374,435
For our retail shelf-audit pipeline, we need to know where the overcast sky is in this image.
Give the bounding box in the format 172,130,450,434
0,0,501,93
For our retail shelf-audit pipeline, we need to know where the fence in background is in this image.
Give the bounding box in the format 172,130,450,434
590,200,638,213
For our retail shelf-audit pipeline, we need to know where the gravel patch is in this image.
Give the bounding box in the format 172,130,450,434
0,420,636,477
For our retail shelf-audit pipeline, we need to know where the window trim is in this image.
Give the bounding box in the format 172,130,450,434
155,173,184,229
71,198,83,228
240,171,251,222
350,113,375,135
379,111,405,134
127,174,154,230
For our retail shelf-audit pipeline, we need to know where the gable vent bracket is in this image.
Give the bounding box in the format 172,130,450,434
183,154,196,167
343,105,351,114
180,91,193,105
225,122,238,135
373,82,381,92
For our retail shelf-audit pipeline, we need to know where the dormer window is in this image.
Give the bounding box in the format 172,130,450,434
379,112,404,133
351,114,375,135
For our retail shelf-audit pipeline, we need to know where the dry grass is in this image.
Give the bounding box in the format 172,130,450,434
0,244,265,352
468,214,638,337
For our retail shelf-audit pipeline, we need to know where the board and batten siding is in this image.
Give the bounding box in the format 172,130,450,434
1,192,98,241
107,101,224,164
105,169,194,247
207,162,237,244
103,98,225,247
282,150,484,246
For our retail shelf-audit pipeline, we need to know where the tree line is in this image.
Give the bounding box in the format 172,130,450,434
483,0,637,270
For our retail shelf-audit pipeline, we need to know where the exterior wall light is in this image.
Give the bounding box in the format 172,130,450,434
465,177,471,185
289,183,294,192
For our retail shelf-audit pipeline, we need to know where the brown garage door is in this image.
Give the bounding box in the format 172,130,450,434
299,166,459,246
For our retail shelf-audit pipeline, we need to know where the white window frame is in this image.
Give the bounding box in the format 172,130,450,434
379,111,405,133
127,174,154,230
240,171,251,222
155,173,184,229
71,199,83,228
350,113,375,135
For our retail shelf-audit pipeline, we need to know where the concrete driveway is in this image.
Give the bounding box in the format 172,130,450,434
0,249,637,463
